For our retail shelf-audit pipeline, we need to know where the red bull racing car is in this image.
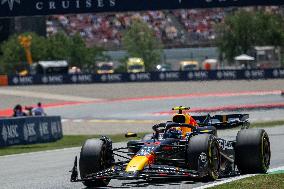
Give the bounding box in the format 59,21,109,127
70,106,271,187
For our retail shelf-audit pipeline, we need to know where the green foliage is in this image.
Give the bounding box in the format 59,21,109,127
216,10,284,63
122,19,163,71
212,174,284,189
45,32,72,61
0,32,106,74
0,133,147,156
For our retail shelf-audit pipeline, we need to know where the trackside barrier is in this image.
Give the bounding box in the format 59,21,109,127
0,116,63,147
7,68,284,85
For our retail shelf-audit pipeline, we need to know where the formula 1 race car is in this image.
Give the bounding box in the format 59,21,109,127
70,106,271,187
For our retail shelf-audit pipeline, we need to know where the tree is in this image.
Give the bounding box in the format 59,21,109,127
0,32,48,74
122,19,163,71
45,32,72,61
0,32,106,74
216,10,284,63
69,34,108,71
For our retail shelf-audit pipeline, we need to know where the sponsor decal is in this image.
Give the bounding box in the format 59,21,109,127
34,0,116,11
12,77,19,84
50,121,61,138
1,124,20,144
1,0,20,10
41,75,63,84
1,125,8,142
0,117,63,146
245,70,264,79
218,139,233,150
2,0,280,18
199,152,207,163
187,71,208,80
71,74,92,83
159,72,180,80
273,69,284,78
100,74,122,82
39,122,49,136
23,123,37,142
12,76,33,85
129,73,151,81
217,70,237,79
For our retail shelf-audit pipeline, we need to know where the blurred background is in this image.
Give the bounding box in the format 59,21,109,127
0,6,284,76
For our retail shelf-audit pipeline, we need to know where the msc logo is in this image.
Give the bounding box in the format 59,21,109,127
1,0,20,11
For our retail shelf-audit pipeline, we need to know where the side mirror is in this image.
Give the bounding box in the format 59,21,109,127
125,132,137,138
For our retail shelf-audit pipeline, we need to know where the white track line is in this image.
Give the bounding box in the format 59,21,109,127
194,166,284,189
0,88,101,102
0,147,80,159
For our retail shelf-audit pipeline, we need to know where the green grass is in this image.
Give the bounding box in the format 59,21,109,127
0,120,284,156
211,173,284,189
250,120,284,128
0,133,147,156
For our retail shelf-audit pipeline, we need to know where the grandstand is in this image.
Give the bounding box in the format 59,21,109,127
46,6,281,50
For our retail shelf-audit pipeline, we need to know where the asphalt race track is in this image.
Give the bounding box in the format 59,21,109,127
0,80,284,188
45,90,284,135
0,125,284,189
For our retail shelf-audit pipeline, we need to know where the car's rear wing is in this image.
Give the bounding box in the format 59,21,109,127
192,114,249,129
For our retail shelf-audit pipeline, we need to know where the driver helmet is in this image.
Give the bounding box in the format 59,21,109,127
165,127,182,139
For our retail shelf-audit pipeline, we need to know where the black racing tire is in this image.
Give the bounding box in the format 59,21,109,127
79,139,111,187
142,133,153,141
187,134,220,181
235,129,271,174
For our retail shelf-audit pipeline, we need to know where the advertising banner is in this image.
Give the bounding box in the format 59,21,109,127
0,116,63,147
0,0,283,18
7,69,284,85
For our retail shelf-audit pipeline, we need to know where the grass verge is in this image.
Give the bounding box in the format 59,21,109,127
0,120,284,156
0,133,147,156
211,173,284,189
250,120,284,128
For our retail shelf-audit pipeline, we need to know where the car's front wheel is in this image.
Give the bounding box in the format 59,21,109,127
187,134,220,181
79,139,112,187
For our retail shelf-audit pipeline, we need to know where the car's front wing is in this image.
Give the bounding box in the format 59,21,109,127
70,156,209,182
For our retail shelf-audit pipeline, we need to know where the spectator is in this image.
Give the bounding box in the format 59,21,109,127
13,104,27,117
32,102,46,116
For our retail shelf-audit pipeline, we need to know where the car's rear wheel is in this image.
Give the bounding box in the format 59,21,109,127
79,139,112,187
235,129,270,174
187,134,220,181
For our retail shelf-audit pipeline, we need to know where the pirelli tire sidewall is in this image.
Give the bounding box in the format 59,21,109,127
79,139,111,187
235,129,271,174
187,134,220,180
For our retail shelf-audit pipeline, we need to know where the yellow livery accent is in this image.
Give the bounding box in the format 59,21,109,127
125,156,149,172
222,115,227,123
200,130,210,133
